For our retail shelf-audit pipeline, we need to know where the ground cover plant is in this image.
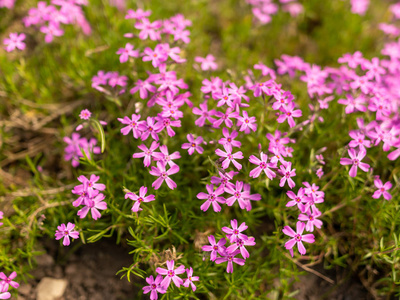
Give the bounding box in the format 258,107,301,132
1,0,400,299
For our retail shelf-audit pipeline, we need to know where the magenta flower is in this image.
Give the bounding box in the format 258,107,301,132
181,134,204,155
315,154,325,165
0,211,3,226
54,223,80,246
348,130,371,150
277,102,302,128
215,144,244,170
183,268,199,292
298,208,323,232
210,170,238,189
222,219,248,243
79,109,91,120
279,162,296,189
142,275,166,300
198,184,225,212
372,178,392,200
125,186,155,212
194,54,218,71
219,128,241,148
202,235,227,261
0,271,18,291
142,45,168,68
338,95,367,114
3,33,25,52
153,145,181,167
130,79,156,99
282,221,315,257
192,101,216,127
226,236,256,259
77,191,107,220
213,108,239,128
236,111,257,134
286,188,308,212
40,23,64,43
0,284,10,300
125,9,151,20
340,149,370,177
135,19,162,41
116,43,139,63
76,174,106,191
132,141,160,167
316,168,324,179
242,183,261,211
149,161,179,190
215,250,245,273
224,181,251,209
249,152,276,180
156,260,185,288
118,114,145,138
139,117,163,141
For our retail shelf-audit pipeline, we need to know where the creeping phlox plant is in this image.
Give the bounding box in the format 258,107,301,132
2,0,400,299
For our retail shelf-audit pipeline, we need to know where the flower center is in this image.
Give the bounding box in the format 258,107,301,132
295,234,302,241
64,230,69,235
234,229,239,235
151,284,157,289
168,270,175,277
191,143,196,147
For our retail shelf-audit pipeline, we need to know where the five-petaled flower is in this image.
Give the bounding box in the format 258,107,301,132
156,260,185,289
142,275,166,300
282,221,315,257
181,134,204,155
125,186,156,212
340,148,370,177
215,144,244,170
198,184,225,212
149,161,179,190
55,223,80,246
372,178,392,200
183,267,200,292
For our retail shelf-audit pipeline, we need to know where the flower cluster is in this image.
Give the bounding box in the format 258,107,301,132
246,0,303,24
0,271,19,300
63,133,100,167
143,260,199,299
23,0,91,43
0,0,15,9
202,220,256,273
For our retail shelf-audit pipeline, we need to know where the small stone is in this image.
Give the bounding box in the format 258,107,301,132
36,277,68,300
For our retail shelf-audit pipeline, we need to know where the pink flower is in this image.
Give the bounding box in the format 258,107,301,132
249,152,276,180
198,184,225,212
222,219,248,243
279,162,296,189
372,178,392,200
298,208,323,232
125,186,155,212
224,181,250,209
0,211,3,226
315,154,325,165
183,268,199,292
219,128,241,148
0,283,11,300
118,114,145,138
282,221,315,256
149,161,179,190
139,117,163,141
226,236,256,259
215,250,245,273
192,101,216,127
194,54,218,71
77,191,107,220
316,168,324,179
286,188,308,212
54,223,79,246
277,102,302,128
213,108,239,128
202,235,226,261
130,79,156,99
215,144,244,170
79,109,91,120
142,275,166,300
142,45,168,68
236,111,257,134
132,141,160,167
338,95,367,114
181,134,204,155
348,130,371,151
3,33,25,52
76,174,106,191
116,43,139,63
340,149,370,177
40,23,64,43
153,145,181,167
156,260,185,288
135,18,162,41
125,9,151,20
